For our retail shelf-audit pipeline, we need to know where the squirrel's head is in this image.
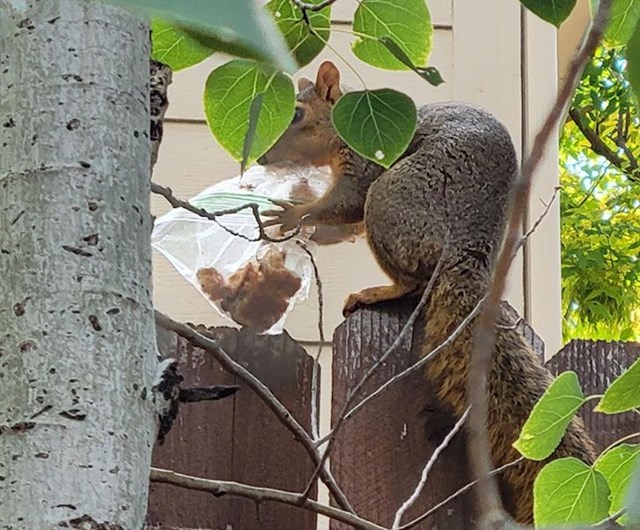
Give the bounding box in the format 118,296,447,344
258,61,343,168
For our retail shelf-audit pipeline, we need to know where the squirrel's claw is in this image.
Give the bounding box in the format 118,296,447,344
343,293,366,317
262,201,305,232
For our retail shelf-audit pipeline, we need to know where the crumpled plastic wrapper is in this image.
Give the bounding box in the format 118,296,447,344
152,164,356,334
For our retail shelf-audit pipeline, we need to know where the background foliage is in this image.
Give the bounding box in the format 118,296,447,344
561,45,640,342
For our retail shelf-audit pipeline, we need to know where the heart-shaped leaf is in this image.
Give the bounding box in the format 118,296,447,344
595,444,640,525
520,0,577,27
266,0,330,67
151,18,216,71
534,457,611,526
595,356,640,413
513,371,586,461
352,0,432,71
591,0,640,45
204,60,295,165
628,19,640,106
332,89,417,168
103,0,295,72
378,37,444,86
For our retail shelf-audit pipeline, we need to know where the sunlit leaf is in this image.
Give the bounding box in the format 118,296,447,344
595,356,640,413
331,89,417,168
513,372,586,461
104,0,295,72
241,92,265,173
595,444,640,524
592,0,640,45
204,60,295,164
378,37,444,86
352,0,432,71
534,458,611,526
626,455,640,524
521,0,577,27
628,20,640,104
266,0,330,67
151,18,216,71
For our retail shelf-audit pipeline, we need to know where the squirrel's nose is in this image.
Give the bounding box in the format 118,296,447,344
257,155,268,165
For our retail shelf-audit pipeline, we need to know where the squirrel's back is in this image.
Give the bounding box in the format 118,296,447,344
365,102,517,289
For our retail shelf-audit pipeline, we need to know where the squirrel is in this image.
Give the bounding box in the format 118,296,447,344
259,61,596,524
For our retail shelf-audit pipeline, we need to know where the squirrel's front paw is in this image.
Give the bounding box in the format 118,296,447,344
262,200,306,233
343,292,368,317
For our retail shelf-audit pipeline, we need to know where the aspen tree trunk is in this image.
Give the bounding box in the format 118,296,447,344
0,1,158,528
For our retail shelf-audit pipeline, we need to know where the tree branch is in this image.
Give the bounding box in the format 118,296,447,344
569,108,627,169
398,457,525,530
154,311,354,514
309,255,444,493
295,240,325,444
150,181,300,243
149,467,386,530
392,408,470,529
466,2,613,527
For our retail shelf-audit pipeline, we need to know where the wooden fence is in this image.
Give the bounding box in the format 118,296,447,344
146,301,639,530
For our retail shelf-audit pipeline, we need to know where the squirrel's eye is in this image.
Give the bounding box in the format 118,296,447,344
292,107,304,124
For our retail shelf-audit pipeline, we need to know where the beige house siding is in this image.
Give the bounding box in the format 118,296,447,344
152,0,564,352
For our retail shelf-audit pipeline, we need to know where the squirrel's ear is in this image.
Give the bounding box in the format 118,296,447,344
315,61,342,104
297,77,313,91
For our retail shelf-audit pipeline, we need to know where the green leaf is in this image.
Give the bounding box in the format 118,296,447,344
595,356,640,413
595,444,640,524
265,0,330,67
520,0,577,27
103,0,295,72
628,20,640,105
513,371,586,461
592,0,640,44
204,60,295,164
352,0,433,71
534,457,611,526
378,37,444,86
626,455,640,524
241,92,265,173
331,89,417,168
151,18,216,71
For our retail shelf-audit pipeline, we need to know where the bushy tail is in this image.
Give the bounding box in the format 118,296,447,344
420,260,596,523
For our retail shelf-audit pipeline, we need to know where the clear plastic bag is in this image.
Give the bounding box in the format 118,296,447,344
152,164,340,334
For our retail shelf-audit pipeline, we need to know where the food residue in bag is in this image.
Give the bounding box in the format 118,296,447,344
196,248,302,333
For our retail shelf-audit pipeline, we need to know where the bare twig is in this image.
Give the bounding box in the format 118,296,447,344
466,2,613,527
316,296,485,448
569,108,627,169
522,186,561,243
296,240,325,442
149,468,386,530
154,311,354,514
292,0,339,12
392,408,470,529
295,240,327,504
594,508,626,528
569,107,639,181
151,181,300,243
309,256,444,496
398,457,526,530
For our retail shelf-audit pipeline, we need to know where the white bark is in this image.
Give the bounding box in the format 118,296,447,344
0,1,157,528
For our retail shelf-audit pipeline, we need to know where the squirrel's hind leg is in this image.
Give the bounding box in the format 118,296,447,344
343,283,418,317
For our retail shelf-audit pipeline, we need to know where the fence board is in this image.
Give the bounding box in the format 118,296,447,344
147,326,317,530
330,299,477,529
547,340,640,451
